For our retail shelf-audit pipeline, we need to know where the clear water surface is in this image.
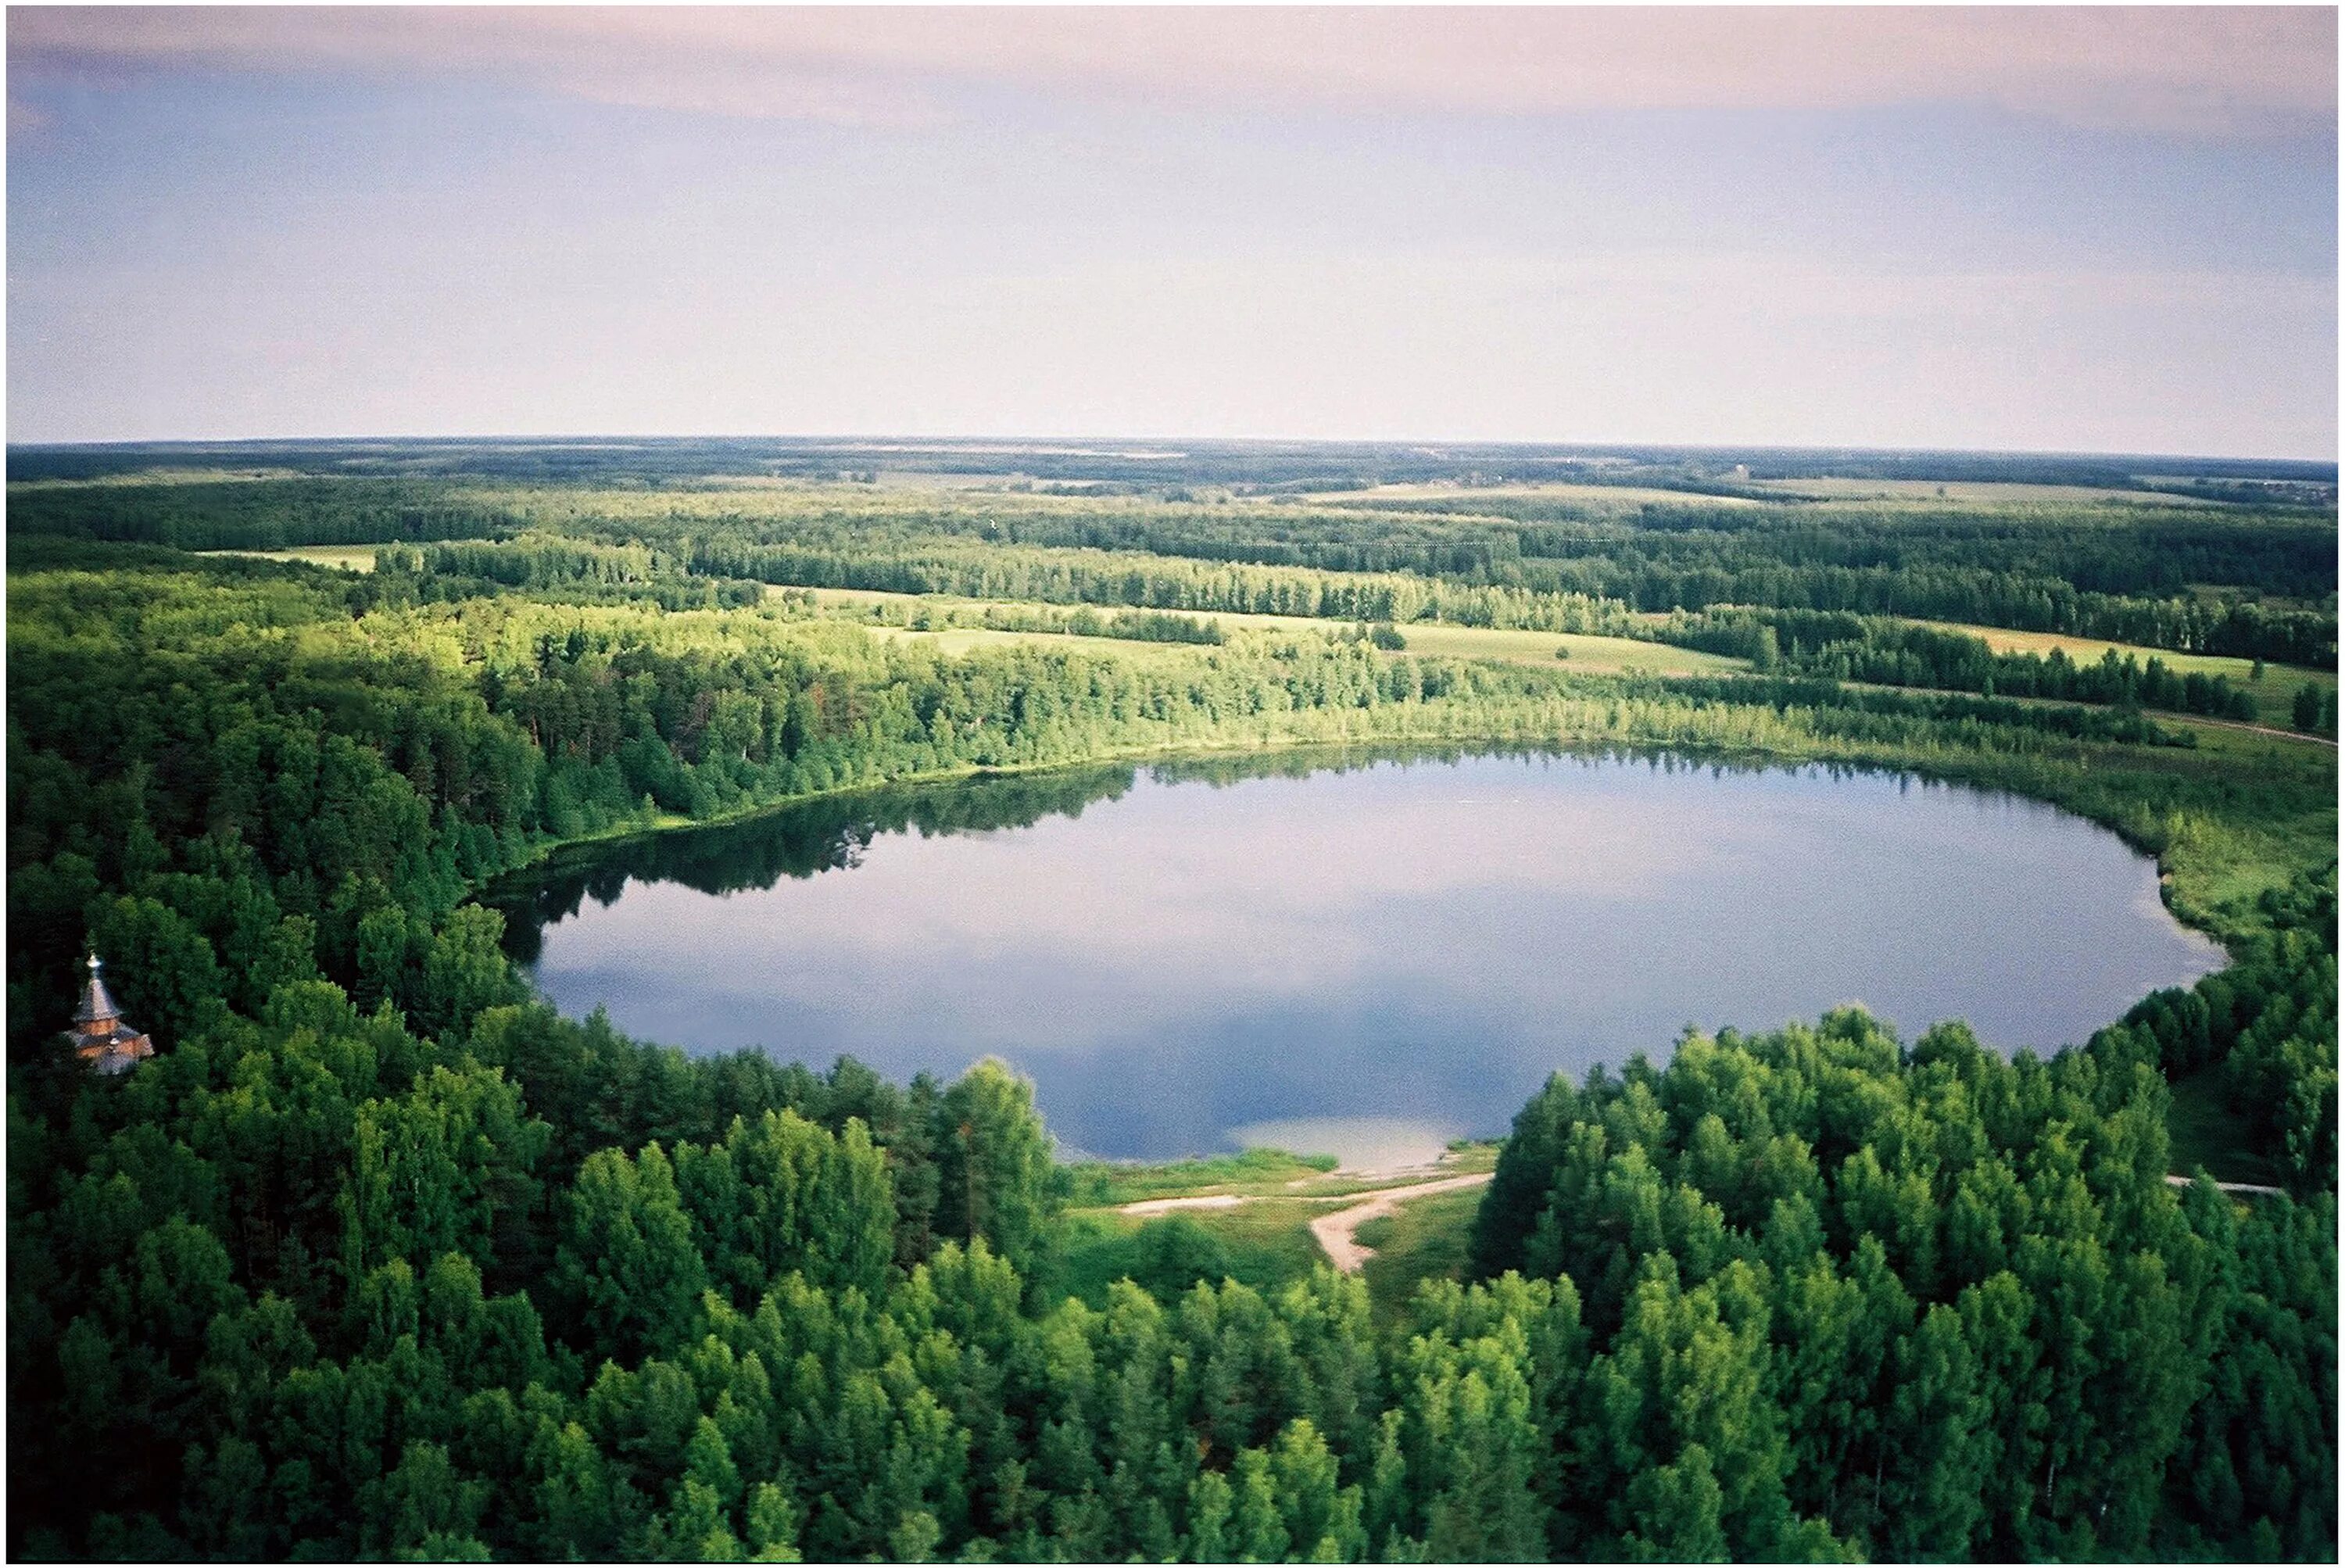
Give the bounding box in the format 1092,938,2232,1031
491,748,2226,1166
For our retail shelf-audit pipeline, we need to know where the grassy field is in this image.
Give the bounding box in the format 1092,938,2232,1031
2136,720,2338,940
1398,621,1745,676
1062,1147,1339,1208
1065,1141,1498,1208
800,584,1339,639
1353,1184,1485,1327
1749,477,2222,507
204,544,381,572
11,467,308,489
801,584,1309,644
865,622,1177,658
1910,618,2337,727
1057,1144,1502,1309
796,585,1749,676
1290,480,1761,508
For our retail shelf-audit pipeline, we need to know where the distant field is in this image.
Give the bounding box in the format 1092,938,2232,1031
1911,618,2336,727
204,545,380,572
797,585,1749,676
857,622,1223,666
864,470,1053,491
10,467,308,489
861,623,1126,657
1749,477,2225,507
1399,622,1745,676
798,585,1309,636
1294,480,1761,508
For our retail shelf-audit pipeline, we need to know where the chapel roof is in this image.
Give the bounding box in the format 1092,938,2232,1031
72,954,123,1026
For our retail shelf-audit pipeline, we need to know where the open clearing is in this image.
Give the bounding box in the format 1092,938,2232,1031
797,585,1748,677
1747,477,2225,507
1307,1172,1494,1273
1118,1194,1246,1216
859,622,1204,661
13,467,309,489
1910,618,2336,727
1354,1183,1488,1325
1069,1151,1498,1317
1288,480,1761,508
800,584,1312,638
1398,621,1744,675
203,545,381,572
1083,1165,1494,1324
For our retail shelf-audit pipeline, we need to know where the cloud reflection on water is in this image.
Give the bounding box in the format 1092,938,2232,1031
521,752,2226,1159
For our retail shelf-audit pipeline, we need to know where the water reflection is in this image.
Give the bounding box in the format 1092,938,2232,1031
489,746,2228,1162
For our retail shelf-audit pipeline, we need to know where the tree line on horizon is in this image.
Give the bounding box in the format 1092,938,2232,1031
9,469,2335,665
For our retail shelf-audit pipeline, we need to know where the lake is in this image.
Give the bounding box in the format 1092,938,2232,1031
491,747,2228,1167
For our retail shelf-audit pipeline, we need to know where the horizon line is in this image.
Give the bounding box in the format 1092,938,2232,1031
6,432,2337,469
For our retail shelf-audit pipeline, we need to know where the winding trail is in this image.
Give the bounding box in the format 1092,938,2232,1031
1121,1169,2279,1276
1308,1172,1494,1273
1113,1171,1496,1272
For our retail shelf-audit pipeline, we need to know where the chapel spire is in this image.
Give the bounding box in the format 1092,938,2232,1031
66,952,156,1075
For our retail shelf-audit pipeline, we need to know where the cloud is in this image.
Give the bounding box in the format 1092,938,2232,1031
8,5,2334,134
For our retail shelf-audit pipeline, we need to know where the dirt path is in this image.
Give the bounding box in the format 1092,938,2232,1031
2176,715,2339,748
2164,1174,2290,1197
1119,1194,1246,1216
1126,1169,2281,1269
1112,1171,1496,1271
1308,1172,1493,1273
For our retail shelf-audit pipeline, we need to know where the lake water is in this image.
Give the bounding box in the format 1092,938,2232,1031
492,748,2228,1166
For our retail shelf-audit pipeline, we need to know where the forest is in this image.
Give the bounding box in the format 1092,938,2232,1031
5,439,2336,1563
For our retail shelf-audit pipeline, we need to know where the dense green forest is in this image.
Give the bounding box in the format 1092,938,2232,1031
6,441,2336,1562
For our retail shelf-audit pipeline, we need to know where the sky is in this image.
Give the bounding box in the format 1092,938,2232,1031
6,5,2337,456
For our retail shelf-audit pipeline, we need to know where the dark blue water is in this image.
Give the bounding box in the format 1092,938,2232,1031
494,749,2226,1166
